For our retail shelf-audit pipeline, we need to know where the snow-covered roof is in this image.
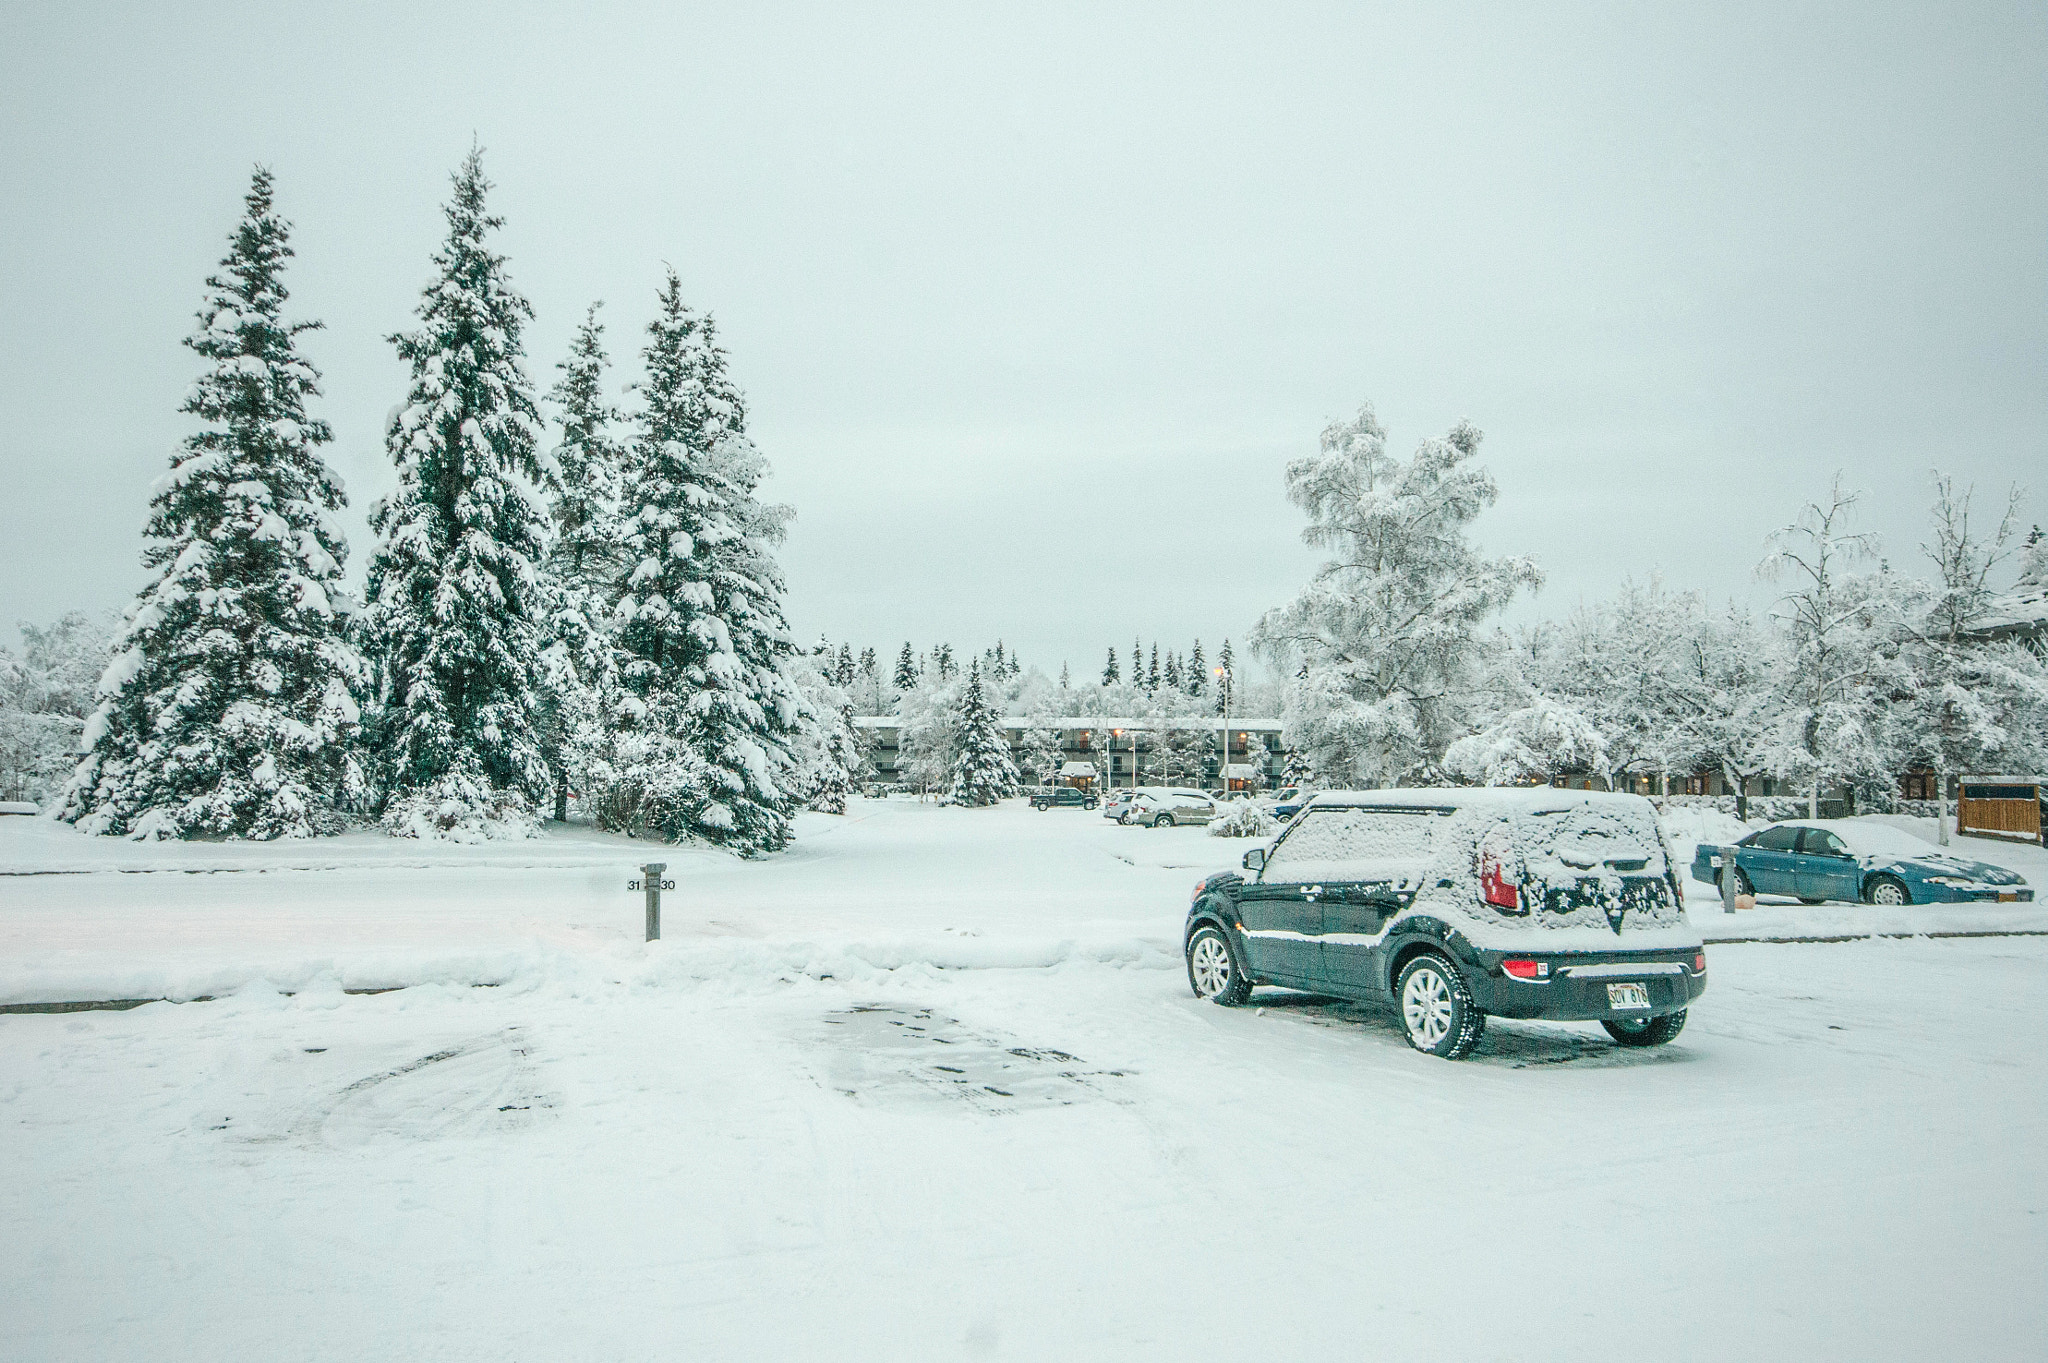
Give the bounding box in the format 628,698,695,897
1303,787,1654,813
1058,761,1097,776
1968,584,2048,637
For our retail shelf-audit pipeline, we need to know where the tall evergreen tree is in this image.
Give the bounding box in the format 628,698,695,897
934,643,956,680
361,148,556,839
540,301,629,820
60,167,365,839
1103,647,1120,686
1216,638,1236,715
1147,644,1161,693
834,644,855,688
1163,651,1183,691
1187,640,1207,695
949,660,1019,807
604,267,803,854
894,642,919,691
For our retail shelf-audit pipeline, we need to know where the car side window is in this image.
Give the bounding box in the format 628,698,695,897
1261,808,1441,883
1754,826,1801,852
1801,828,1848,857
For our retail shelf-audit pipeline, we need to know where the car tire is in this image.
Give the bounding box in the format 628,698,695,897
1395,954,1485,1060
1186,926,1252,1006
1118,810,1133,825
1798,897,1826,905
1866,875,1911,907
1602,1010,1687,1047
1722,866,1753,898
1086,800,1098,810
1154,813,1175,828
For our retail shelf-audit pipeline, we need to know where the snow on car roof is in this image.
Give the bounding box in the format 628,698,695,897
1771,820,1942,859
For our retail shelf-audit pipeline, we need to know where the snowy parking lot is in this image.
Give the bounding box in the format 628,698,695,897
4,801,2047,1360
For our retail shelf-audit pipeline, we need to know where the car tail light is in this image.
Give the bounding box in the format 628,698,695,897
1693,952,1707,973
1502,958,1548,980
1193,880,1208,902
1479,851,1519,911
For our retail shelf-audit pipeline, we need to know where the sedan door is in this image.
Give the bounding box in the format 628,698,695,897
1739,826,1803,896
1795,828,1863,903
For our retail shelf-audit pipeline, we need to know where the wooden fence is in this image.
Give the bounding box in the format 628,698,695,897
1958,779,2045,846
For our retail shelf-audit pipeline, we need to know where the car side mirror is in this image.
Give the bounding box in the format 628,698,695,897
1241,847,1266,874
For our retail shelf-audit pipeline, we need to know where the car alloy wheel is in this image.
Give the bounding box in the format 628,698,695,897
1118,810,1133,825
1186,927,1251,1005
1723,866,1753,898
1154,813,1175,828
1867,876,1910,906
1395,954,1484,1059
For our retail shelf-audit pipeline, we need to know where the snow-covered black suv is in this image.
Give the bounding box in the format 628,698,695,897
1184,789,1707,1059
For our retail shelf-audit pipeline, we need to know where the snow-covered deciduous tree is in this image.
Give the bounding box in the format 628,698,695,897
949,661,1018,806
540,301,630,821
1020,698,1065,790
1758,476,1915,817
360,149,555,841
0,612,115,804
1254,404,1542,788
1898,476,2048,841
895,672,961,796
603,268,804,854
1443,694,1607,786
785,651,863,815
1673,601,1776,818
60,168,366,839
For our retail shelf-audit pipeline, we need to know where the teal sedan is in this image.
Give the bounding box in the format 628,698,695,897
1691,820,2033,906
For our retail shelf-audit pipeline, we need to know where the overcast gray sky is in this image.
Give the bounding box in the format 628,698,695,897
3,1,2043,680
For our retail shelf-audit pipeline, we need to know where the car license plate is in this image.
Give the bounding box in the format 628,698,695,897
1606,982,1650,1010
1999,892,2017,903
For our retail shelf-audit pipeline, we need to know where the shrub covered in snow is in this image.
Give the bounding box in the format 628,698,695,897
1207,799,1277,839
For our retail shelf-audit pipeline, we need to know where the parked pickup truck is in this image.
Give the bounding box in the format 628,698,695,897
1691,820,2033,906
1030,787,1099,811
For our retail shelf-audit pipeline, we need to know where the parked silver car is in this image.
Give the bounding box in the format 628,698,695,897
1120,788,1220,827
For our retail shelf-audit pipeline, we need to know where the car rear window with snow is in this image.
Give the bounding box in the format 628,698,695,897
1510,805,1681,928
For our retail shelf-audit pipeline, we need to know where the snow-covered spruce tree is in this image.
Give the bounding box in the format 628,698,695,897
539,302,630,821
604,267,804,854
950,661,1018,806
1253,404,1542,787
59,169,365,839
894,643,919,692
1280,748,1314,788
360,149,556,840
1102,647,1120,686
1187,640,1207,697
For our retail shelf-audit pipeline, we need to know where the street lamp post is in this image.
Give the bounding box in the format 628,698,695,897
1214,665,1231,793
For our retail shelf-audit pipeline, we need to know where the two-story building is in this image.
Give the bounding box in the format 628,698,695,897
856,716,1287,792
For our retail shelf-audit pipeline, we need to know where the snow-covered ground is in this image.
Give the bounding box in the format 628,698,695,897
4,800,2046,1359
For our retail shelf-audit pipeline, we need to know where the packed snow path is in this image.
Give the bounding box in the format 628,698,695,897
3,801,2045,1359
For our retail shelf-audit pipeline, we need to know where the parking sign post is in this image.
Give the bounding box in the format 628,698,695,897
629,862,674,941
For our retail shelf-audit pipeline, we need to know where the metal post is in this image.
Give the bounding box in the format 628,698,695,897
1719,846,1738,915
631,861,670,941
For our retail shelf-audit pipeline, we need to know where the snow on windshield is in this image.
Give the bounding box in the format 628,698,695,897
1262,807,1444,884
